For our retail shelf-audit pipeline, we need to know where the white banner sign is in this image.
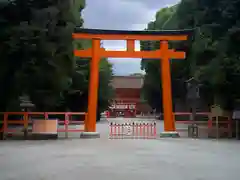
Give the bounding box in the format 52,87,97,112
109,104,136,110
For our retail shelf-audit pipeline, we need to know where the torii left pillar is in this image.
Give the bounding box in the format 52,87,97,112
80,39,101,138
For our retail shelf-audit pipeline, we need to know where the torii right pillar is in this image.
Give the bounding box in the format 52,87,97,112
159,41,185,138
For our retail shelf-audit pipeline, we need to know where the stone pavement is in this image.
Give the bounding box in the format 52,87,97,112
0,118,240,180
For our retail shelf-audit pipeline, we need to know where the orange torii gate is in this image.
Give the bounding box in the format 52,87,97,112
73,28,191,138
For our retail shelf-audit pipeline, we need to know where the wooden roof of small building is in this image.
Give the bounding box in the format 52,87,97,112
111,75,144,89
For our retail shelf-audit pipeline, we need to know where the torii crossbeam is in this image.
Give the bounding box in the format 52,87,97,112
73,28,192,138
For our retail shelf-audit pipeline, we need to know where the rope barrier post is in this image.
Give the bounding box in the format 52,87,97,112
139,123,142,139
121,123,124,139
154,122,157,138
113,122,116,139
132,122,135,139
150,123,153,138
118,123,120,139
135,122,138,139
146,123,149,139
115,123,118,139
142,123,145,139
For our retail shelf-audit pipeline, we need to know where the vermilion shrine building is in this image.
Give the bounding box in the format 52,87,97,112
108,75,152,117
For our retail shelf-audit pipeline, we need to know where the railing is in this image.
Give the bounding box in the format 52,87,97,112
109,121,157,139
174,112,232,138
174,112,210,129
0,112,87,139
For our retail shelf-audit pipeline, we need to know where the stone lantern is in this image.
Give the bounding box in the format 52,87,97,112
185,77,200,137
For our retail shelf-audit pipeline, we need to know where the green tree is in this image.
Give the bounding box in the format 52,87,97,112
0,0,114,120
141,0,240,111
140,5,185,112
98,58,114,115
0,0,80,111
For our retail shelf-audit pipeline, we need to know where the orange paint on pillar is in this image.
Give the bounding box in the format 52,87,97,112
127,40,135,52
160,41,176,131
86,39,101,132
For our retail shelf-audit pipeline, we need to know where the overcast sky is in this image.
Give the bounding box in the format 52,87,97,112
82,0,179,75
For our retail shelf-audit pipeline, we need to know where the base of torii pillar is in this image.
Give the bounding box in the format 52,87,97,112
80,132,100,139
160,131,180,138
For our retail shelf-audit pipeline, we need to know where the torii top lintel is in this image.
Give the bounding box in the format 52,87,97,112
73,28,192,41
73,28,193,59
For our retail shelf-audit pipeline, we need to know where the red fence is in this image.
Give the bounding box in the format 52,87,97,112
0,112,87,138
109,121,157,139
174,112,232,138
174,112,210,130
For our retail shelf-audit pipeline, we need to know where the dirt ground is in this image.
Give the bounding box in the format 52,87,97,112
0,118,240,180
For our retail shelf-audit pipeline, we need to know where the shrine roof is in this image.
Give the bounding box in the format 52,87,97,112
74,28,193,36
111,76,143,89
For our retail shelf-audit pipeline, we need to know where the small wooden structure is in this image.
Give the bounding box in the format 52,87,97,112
209,105,232,138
